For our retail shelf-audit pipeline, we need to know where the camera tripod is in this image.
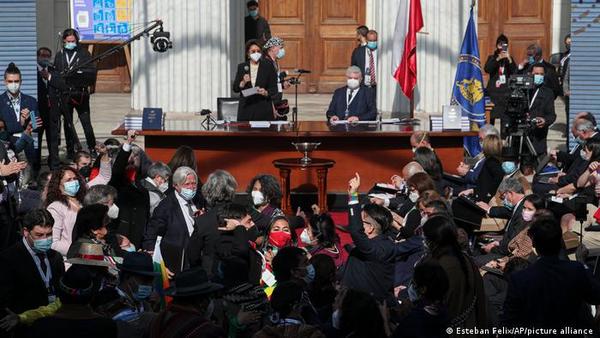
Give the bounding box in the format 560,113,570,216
505,128,539,169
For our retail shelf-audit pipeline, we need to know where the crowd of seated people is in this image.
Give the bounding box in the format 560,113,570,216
1,117,600,338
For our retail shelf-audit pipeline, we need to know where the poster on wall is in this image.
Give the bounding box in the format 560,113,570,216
70,0,132,42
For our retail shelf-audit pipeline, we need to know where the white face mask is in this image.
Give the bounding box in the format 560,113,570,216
300,228,313,245
107,204,119,219
158,182,169,193
250,52,262,62
522,209,535,222
347,78,360,90
409,191,419,203
251,190,265,206
6,82,20,95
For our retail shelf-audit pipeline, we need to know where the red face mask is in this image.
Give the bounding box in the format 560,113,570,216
268,231,292,248
125,166,137,183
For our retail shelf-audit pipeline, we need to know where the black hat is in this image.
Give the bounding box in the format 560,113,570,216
165,267,223,297
117,252,160,277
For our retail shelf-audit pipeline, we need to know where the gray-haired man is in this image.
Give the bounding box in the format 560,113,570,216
326,66,376,123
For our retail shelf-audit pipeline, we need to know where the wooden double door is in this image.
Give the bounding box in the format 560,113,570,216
260,0,366,93
477,0,553,85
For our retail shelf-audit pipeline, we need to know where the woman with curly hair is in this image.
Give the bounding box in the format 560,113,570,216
246,174,284,233
45,166,87,256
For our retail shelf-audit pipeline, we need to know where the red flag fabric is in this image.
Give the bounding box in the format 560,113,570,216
392,0,424,99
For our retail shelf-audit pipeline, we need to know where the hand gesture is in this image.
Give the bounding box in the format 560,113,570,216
256,87,268,97
458,188,474,197
242,74,251,84
348,172,360,194
125,130,137,144
218,218,241,232
476,201,491,213
391,175,403,189
329,116,339,123
296,207,307,221
590,161,600,172
0,308,19,331
457,162,470,176
347,116,359,123
311,204,320,215
0,159,27,176
19,108,30,124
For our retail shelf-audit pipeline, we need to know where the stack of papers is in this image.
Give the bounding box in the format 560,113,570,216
123,115,143,130
430,116,470,131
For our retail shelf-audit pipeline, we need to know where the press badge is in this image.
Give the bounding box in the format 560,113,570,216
496,75,506,87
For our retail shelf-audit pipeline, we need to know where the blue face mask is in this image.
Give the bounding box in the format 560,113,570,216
367,41,378,50
528,56,535,64
249,9,258,17
63,180,80,197
180,188,196,201
503,196,514,210
133,284,153,300
408,283,420,302
502,161,517,175
64,42,77,50
534,74,544,86
32,237,52,253
303,264,316,284
276,48,285,59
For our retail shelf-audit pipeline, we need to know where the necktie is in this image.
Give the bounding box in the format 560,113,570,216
346,90,353,119
186,203,195,218
36,253,47,274
368,51,376,85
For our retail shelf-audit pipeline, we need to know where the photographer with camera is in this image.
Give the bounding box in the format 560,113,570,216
525,64,556,156
484,34,517,129
46,29,97,169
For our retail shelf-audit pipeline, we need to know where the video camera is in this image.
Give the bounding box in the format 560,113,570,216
505,74,536,133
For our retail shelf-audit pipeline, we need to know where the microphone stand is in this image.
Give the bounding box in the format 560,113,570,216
291,73,302,130
61,20,164,77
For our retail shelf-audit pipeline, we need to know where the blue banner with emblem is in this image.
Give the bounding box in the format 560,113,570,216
451,7,485,156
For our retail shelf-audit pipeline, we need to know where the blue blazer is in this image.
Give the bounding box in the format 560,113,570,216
351,46,367,78
0,91,38,134
326,85,376,121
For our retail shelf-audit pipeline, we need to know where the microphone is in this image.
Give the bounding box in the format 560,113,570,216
244,65,249,74
294,69,311,74
200,109,212,116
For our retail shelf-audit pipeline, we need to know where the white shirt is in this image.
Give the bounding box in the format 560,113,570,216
8,92,21,122
250,63,259,87
364,48,377,86
175,190,195,236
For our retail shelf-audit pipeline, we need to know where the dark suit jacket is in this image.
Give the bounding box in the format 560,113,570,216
518,60,561,98
474,157,504,203
142,191,191,273
488,199,525,256
326,85,376,121
0,241,64,314
0,91,38,134
186,206,222,277
52,47,96,89
340,203,395,302
232,60,279,121
528,86,557,155
37,70,51,117
244,16,271,44
350,46,367,81
502,256,600,330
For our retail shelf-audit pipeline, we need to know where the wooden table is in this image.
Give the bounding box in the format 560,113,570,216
273,158,335,214
113,121,475,194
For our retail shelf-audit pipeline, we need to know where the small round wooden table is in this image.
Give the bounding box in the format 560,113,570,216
273,158,336,215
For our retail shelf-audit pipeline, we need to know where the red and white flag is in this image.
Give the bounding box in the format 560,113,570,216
392,0,424,99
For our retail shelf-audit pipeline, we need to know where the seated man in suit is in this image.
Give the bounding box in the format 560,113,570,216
0,209,65,334
502,216,600,330
142,166,199,274
475,177,526,264
326,66,376,123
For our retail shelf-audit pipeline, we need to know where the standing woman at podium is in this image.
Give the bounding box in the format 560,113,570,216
232,39,278,121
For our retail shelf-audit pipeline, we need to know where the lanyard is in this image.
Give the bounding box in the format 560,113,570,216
23,239,52,289
529,88,540,110
9,95,20,120
346,89,358,112
65,51,78,67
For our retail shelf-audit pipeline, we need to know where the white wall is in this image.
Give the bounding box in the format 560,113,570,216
131,0,245,113
552,0,571,54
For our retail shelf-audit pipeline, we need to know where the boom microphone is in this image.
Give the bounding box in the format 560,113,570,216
294,69,311,74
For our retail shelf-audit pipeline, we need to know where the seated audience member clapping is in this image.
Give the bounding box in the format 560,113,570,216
46,166,86,256
341,173,395,303
393,260,450,338
501,216,600,330
301,213,345,268
326,66,376,123
421,215,487,329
